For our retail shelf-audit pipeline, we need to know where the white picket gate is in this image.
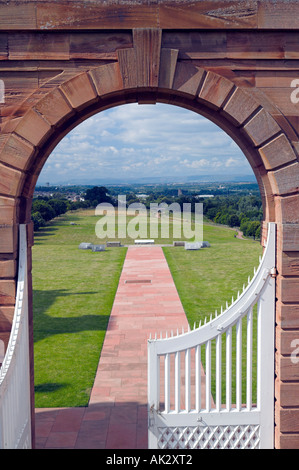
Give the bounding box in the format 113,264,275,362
148,223,276,449
0,224,32,449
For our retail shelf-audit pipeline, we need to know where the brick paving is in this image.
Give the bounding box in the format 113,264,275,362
35,246,189,449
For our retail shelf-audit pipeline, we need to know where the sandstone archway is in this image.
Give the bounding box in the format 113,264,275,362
1,2,299,448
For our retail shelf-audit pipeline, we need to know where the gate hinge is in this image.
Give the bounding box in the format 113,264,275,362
148,415,154,427
148,404,161,427
270,267,277,278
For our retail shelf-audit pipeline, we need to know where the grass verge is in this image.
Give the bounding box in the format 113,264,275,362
163,222,263,404
33,210,262,407
33,210,127,407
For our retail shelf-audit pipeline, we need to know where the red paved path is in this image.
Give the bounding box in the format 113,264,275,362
35,246,189,449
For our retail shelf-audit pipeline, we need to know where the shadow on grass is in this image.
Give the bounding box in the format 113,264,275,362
35,383,67,394
33,214,85,243
33,226,59,245
33,288,110,342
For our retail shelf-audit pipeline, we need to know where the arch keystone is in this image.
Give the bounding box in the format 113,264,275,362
133,28,162,88
117,48,137,89
117,29,162,93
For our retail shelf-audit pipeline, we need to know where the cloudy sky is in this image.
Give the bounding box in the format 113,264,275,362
37,102,254,185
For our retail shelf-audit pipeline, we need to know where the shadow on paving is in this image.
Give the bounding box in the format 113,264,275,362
35,402,148,449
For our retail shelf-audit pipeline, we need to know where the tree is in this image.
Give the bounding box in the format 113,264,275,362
84,186,111,206
228,214,240,227
247,221,261,239
240,217,250,236
205,207,218,220
48,198,68,217
31,200,55,222
255,224,261,240
32,212,45,231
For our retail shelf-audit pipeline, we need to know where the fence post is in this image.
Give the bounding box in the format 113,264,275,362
257,223,276,448
148,339,159,448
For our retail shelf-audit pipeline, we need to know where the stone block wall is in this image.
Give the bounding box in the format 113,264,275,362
0,0,299,448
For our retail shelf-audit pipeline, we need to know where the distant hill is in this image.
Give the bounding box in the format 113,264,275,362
38,174,256,186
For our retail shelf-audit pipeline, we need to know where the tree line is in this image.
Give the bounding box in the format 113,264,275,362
202,194,262,239
31,197,87,230
138,193,262,240
31,186,111,230
32,186,262,239
126,192,263,239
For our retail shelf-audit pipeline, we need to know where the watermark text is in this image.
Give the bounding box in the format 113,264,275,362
95,195,203,242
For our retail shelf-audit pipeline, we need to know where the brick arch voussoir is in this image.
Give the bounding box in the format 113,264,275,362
161,60,299,224
0,64,126,213
1,60,298,226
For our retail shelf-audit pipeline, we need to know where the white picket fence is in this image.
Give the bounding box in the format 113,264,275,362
0,225,32,449
148,223,276,449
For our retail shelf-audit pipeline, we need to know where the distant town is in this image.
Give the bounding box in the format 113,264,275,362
34,179,260,202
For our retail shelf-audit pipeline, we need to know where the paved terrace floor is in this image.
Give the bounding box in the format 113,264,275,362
35,246,190,449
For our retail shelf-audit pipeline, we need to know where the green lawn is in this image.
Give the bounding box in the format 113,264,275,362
93,208,201,245
163,223,263,404
33,210,127,407
163,223,262,326
33,209,262,407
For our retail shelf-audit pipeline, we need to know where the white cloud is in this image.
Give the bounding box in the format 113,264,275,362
225,157,243,167
38,103,254,184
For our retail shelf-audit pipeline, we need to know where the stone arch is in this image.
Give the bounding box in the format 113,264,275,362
1,29,299,449
5,61,297,225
